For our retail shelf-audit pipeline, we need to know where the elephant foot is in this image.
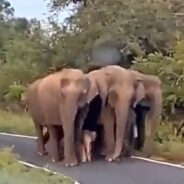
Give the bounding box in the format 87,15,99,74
142,139,156,157
82,160,87,163
105,153,120,162
65,162,78,167
51,158,57,163
51,156,60,163
50,152,61,163
81,156,87,163
37,149,48,156
86,155,92,163
105,155,114,162
65,157,78,167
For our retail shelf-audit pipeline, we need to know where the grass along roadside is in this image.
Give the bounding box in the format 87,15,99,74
0,110,35,136
0,147,74,184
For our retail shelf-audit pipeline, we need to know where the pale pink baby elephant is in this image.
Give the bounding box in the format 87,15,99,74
80,130,97,163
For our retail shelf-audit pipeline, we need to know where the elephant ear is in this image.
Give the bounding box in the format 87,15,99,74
77,77,91,107
60,78,71,98
108,89,118,108
86,78,99,104
133,78,145,108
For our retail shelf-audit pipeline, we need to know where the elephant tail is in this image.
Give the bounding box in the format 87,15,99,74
176,122,184,137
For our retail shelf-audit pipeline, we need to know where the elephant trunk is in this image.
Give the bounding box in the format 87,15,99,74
113,99,130,160
147,89,162,139
59,96,79,165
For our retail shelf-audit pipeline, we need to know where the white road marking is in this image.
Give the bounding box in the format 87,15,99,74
0,132,184,169
18,160,80,184
0,132,36,139
132,156,184,169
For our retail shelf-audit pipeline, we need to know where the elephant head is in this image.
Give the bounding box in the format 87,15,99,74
60,73,91,108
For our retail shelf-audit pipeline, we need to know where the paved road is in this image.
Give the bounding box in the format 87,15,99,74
0,133,183,184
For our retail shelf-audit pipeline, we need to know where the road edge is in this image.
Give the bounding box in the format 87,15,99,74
18,160,80,184
1,132,184,169
0,132,80,184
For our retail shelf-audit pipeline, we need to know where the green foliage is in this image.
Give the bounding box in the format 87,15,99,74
0,0,184,118
4,83,26,101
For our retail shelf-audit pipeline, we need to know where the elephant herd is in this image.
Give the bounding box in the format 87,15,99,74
25,65,162,167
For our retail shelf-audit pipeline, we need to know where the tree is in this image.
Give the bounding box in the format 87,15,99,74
46,0,184,66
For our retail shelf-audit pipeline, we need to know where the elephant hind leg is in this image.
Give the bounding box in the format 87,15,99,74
111,101,129,161
47,125,60,162
55,125,64,159
100,105,115,159
43,127,50,146
34,123,48,156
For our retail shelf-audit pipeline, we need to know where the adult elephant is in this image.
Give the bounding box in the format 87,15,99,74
86,66,162,160
130,70,162,156
84,66,145,161
36,68,98,166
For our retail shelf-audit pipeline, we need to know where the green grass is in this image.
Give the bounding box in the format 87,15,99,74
0,110,35,136
150,123,184,163
154,141,184,162
0,148,74,184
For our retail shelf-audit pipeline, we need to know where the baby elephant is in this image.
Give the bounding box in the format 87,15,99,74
80,130,97,163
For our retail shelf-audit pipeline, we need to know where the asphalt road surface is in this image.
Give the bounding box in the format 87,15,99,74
0,133,184,184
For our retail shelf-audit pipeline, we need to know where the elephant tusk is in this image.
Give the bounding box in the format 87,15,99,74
133,125,138,138
133,101,138,108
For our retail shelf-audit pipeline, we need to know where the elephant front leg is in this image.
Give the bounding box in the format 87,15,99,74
100,106,115,160
48,125,60,162
110,104,128,162
61,107,78,167
34,123,47,156
63,122,78,167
